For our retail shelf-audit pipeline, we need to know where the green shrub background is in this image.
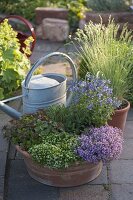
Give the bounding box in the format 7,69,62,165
0,0,87,22
0,0,131,23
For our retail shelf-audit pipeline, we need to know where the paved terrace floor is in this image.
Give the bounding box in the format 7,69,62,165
0,39,133,200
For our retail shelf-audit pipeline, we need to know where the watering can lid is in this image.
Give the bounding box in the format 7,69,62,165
26,74,60,89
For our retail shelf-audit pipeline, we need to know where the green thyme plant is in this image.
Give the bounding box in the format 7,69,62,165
46,104,92,134
0,19,32,99
29,132,80,169
71,18,133,100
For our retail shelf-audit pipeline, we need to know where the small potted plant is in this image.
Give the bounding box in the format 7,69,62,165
70,18,132,131
0,19,33,100
4,74,123,187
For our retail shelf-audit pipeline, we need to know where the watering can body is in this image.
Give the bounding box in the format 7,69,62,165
0,52,77,119
22,73,67,114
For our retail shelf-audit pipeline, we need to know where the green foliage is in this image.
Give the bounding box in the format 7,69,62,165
87,0,131,11
29,132,80,169
46,104,92,134
0,0,131,28
0,0,88,29
0,0,45,21
0,19,32,99
72,18,133,99
67,0,88,30
4,110,80,169
3,110,64,150
46,80,118,131
3,72,119,168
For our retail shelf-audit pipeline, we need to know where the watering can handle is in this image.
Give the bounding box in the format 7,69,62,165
24,52,77,106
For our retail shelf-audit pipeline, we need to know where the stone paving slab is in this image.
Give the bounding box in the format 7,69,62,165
0,114,11,127
120,139,133,159
111,184,133,200
0,152,7,177
124,121,133,139
0,130,8,152
42,62,72,77
127,108,133,121
30,51,49,64
88,166,108,185
0,177,4,194
0,193,3,200
30,40,64,64
33,40,63,53
30,39,75,64
59,185,109,200
8,144,16,160
0,135,8,200
6,160,59,200
109,160,133,184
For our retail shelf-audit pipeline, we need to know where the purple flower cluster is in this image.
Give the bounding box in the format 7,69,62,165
75,125,123,164
69,73,121,109
69,74,121,126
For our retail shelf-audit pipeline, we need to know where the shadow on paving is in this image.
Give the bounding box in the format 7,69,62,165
5,160,59,200
5,159,109,200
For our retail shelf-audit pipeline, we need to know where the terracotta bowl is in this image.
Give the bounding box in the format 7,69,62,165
16,145,103,187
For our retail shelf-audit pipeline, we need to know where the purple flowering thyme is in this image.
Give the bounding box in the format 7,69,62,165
76,125,123,163
69,74,121,126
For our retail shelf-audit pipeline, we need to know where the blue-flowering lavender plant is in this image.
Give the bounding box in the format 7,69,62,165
76,125,123,164
69,73,121,127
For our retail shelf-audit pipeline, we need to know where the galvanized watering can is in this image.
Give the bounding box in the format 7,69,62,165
0,52,77,119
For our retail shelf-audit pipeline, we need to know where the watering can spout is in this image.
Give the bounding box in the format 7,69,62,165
0,95,22,119
0,101,22,119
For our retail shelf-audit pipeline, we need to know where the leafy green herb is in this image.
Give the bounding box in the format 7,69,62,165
29,132,80,169
0,19,32,99
3,111,64,150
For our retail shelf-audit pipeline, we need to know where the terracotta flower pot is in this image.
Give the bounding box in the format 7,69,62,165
16,145,103,187
108,99,130,132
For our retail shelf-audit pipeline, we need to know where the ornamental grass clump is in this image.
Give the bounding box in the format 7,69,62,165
72,18,133,100
76,125,123,163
